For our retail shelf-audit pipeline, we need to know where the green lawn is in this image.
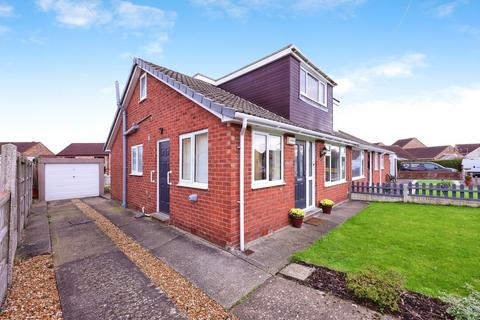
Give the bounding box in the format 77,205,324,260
293,203,480,298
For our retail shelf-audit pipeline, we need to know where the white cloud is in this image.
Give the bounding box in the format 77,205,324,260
0,3,13,17
191,0,248,18
336,84,480,146
190,0,365,18
335,52,427,94
457,25,480,40
433,0,468,17
115,1,176,29
36,0,111,27
293,0,365,11
142,33,169,56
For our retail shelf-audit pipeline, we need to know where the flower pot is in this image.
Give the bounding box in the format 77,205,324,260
322,205,333,214
290,216,304,228
465,179,473,186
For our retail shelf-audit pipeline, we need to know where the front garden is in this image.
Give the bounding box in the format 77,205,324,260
293,202,480,318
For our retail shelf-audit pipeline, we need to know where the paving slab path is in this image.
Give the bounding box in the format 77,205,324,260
38,197,389,319
47,200,186,320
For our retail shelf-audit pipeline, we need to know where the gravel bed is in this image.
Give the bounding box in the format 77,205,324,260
0,254,63,320
72,199,235,320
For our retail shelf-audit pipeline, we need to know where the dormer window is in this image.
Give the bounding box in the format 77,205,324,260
300,67,326,107
139,73,147,101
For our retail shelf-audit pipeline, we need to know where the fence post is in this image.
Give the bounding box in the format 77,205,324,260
402,184,408,203
0,144,18,286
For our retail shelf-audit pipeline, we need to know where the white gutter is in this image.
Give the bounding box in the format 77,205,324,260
238,117,248,251
231,113,355,146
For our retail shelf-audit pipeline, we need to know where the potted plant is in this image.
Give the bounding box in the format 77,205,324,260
320,199,335,214
465,175,473,186
289,208,305,228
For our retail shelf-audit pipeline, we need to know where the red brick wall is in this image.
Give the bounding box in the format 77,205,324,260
242,132,295,243
110,72,239,247
110,69,394,248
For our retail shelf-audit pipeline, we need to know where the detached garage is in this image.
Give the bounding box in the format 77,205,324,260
38,158,104,201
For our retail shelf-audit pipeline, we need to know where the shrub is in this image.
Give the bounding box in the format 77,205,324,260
442,284,480,320
347,267,404,312
433,159,463,172
289,208,305,218
104,185,111,193
320,199,335,206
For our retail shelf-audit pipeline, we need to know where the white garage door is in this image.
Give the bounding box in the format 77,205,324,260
45,163,99,201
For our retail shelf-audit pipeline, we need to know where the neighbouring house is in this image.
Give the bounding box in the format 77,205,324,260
392,137,427,149
455,143,480,156
403,145,461,160
105,45,395,249
57,143,110,174
0,141,54,159
389,138,462,160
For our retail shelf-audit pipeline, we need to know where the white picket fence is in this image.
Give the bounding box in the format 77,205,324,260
0,144,34,306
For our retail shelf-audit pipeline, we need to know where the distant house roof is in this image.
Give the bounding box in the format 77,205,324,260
404,146,452,160
57,143,107,157
0,142,39,153
381,145,414,160
455,143,480,155
392,137,425,148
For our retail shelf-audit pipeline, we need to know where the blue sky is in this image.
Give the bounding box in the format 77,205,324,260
0,0,479,153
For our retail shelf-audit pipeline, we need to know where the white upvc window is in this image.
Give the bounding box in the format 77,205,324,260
300,67,327,107
252,131,284,189
139,73,147,101
380,153,385,169
179,129,208,189
131,144,143,175
374,152,379,171
352,149,364,179
325,144,347,186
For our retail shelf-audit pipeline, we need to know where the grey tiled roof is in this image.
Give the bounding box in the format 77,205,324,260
139,59,294,126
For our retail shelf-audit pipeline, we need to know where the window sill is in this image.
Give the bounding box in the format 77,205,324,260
139,97,147,103
177,182,208,190
299,94,328,111
251,180,286,190
352,175,365,181
130,172,143,176
324,180,347,187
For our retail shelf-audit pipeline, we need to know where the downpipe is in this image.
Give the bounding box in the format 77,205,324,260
115,81,127,208
239,117,248,251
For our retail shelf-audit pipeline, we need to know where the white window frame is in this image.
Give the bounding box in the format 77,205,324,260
380,153,385,169
374,152,379,171
299,66,327,109
139,73,147,101
324,144,347,187
251,130,285,189
352,149,365,180
131,144,143,176
178,129,208,190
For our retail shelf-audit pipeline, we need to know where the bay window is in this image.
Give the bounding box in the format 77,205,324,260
179,129,208,189
253,132,283,188
352,149,364,179
325,144,346,184
131,144,143,175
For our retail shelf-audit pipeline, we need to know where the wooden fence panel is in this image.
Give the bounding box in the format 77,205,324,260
0,144,34,306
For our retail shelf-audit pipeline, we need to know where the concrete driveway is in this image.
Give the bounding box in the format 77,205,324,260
43,197,385,319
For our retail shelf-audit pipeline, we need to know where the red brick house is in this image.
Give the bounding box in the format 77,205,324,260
0,142,54,158
105,45,395,249
57,143,110,174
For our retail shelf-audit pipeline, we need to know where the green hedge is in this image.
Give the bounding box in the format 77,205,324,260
398,158,463,171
